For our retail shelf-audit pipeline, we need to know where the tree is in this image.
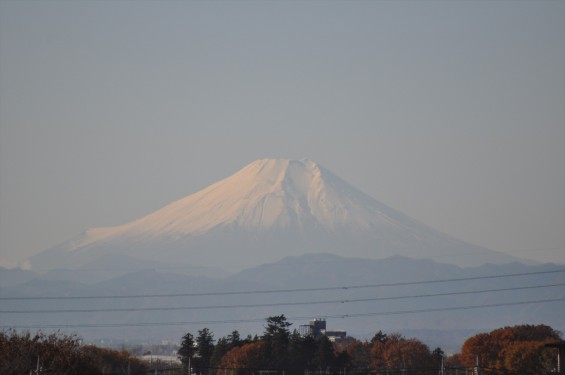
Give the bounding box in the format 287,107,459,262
370,334,387,371
262,315,292,370
264,315,292,338
227,330,242,347
370,333,435,374
210,337,229,369
178,331,196,370
0,330,94,374
503,341,547,374
288,331,317,374
459,324,561,374
195,328,215,370
313,336,336,370
370,330,388,345
219,341,264,372
212,331,245,369
382,336,434,371
0,330,147,375
459,332,493,370
337,338,371,372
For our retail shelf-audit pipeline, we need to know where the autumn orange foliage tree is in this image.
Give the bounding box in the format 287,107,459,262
370,333,435,374
218,341,264,371
459,324,561,374
335,337,371,371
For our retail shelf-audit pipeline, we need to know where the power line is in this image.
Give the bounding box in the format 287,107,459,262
2,297,563,329
341,298,565,318
1,268,563,301
2,282,563,314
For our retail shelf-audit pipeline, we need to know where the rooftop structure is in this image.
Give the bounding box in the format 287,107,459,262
298,318,346,341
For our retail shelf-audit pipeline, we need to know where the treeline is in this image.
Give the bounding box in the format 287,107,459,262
1,319,561,374
178,315,350,374
179,316,562,375
0,329,148,374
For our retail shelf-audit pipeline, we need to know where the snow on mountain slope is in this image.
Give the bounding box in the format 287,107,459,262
72,159,415,238
29,159,522,271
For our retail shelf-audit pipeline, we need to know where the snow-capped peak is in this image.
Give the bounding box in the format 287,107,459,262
74,159,383,247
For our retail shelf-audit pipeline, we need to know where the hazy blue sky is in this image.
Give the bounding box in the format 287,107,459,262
1,0,564,267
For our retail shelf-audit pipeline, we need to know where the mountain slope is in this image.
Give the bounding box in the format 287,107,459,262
4,255,563,350
29,159,521,271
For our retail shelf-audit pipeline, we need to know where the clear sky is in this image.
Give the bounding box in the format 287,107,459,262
0,0,564,267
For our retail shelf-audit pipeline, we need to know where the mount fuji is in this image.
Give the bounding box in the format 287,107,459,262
29,159,521,272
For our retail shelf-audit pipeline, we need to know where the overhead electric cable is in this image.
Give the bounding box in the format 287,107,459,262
3,297,563,329
1,282,562,314
1,268,563,301
340,297,565,319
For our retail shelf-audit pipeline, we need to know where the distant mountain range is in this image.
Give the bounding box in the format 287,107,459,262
1,254,563,353
28,159,524,273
